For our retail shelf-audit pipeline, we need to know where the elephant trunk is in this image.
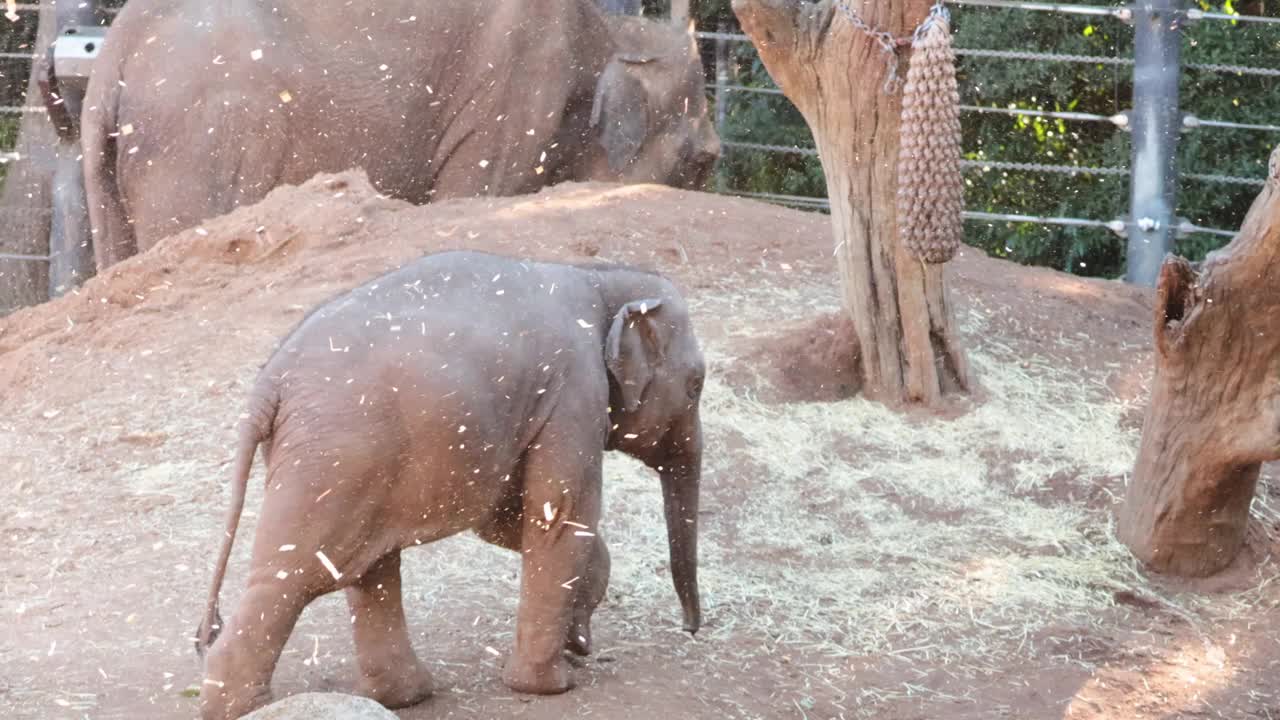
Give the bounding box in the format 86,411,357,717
659,413,702,634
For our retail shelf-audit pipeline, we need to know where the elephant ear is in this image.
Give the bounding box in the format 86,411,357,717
605,298,666,412
590,56,653,173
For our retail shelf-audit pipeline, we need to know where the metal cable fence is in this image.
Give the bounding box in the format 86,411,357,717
0,2,1271,287
700,1,1280,283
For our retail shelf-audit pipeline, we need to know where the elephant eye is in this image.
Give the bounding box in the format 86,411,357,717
687,375,704,399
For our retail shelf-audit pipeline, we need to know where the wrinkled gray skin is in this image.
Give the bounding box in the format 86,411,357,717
194,250,706,720
79,0,720,272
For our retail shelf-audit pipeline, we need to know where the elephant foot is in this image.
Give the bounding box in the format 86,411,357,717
355,662,434,709
199,683,272,720
502,655,573,695
565,620,592,656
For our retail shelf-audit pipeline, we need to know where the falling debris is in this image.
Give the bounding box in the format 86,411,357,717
315,550,342,580
576,319,593,328
279,90,293,103
250,48,264,61
302,636,320,666
120,123,135,136
4,0,16,22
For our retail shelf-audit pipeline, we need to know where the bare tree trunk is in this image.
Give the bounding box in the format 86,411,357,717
730,0,969,406
1117,147,1280,577
0,1,62,314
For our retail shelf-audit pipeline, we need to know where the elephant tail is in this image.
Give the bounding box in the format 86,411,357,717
194,381,279,660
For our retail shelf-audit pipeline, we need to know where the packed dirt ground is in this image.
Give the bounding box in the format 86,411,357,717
3,171,1280,719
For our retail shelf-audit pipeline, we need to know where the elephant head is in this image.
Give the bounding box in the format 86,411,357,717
596,267,706,633
589,15,722,191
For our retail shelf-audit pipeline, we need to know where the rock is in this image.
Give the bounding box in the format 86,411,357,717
241,693,398,720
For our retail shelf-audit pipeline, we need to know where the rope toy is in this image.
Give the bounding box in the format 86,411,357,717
896,3,964,264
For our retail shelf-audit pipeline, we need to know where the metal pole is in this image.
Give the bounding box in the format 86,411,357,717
598,0,643,14
1126,0,1185,286
44,0,103,297
714,23,728,192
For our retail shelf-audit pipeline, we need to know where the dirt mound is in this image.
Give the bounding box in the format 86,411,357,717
8,171,1280,720
0,168,1152,410
724,312,862,403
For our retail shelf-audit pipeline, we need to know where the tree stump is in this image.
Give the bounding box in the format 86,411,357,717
1116,145,1280,578
731,0,969,406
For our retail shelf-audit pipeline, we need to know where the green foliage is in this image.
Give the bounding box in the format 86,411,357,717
696,0,1280,278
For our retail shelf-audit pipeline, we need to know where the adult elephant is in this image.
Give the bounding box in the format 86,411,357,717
74,0,721,272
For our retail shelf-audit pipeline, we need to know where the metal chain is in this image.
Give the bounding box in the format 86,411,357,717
954,47,1133,66
721,140,819,156
959,158,1130,176
0,251,51,263
833,0,907,92
1183,171,1265,186
1184,62,1280,78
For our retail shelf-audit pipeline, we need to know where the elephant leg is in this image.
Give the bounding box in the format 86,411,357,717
346,550,434,709
200,454,389,720
566,533,610,657
500,434,604,695
199,577,314,720
476,488,608,657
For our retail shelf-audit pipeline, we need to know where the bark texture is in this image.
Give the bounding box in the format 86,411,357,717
1117,145,1280,577
0,1,61,314
730,0,969,406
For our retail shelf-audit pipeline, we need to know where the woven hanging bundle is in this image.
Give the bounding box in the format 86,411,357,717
896,7,963,264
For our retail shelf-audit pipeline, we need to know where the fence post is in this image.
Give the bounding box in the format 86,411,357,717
714,22,729,192
1126,0,1185,286
44,0,103,298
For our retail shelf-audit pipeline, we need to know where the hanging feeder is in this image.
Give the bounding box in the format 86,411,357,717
895,4,964,264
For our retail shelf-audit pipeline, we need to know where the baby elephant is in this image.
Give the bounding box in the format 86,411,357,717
193,249,706,720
